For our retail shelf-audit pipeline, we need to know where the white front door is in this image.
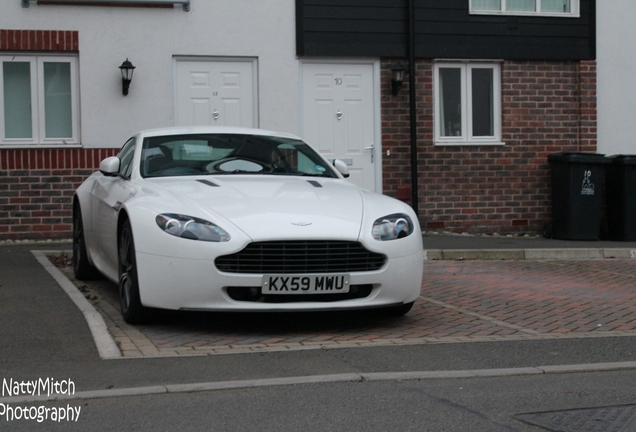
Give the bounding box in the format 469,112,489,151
175,59,257,128
301,61,380,192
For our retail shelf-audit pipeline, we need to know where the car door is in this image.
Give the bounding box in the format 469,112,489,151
90,138,138,279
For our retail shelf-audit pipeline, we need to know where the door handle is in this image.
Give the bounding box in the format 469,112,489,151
364,145,374,163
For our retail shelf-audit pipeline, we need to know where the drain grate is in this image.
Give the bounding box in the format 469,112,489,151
515,404,636,432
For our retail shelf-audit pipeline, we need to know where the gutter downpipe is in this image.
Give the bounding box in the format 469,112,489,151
408,0,419,214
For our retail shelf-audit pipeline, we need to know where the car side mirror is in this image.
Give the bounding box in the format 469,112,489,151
333,159,350,178
99,156,121,176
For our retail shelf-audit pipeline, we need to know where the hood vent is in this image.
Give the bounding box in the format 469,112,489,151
307,180,322,188
197,179,220,187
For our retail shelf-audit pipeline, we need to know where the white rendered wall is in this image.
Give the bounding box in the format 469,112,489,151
597,0,636,155
0,1,300,148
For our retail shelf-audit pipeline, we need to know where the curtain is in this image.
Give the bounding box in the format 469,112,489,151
439,68,462,137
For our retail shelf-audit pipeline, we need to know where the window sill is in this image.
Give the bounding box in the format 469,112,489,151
0,143,83,149
469,11,579,18
434,141,505,147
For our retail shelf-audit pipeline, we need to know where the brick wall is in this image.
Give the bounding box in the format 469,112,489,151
0,29,79,52
0,149,118,240
382,59,597,234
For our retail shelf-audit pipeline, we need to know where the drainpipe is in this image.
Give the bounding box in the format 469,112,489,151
408,0,419,214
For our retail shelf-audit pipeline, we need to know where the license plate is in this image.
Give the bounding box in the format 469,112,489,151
262,274,350,294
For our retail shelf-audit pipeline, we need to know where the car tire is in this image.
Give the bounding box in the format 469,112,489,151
119,219,150,324
381,301,414,317
73,204,99,280
542,223,553,239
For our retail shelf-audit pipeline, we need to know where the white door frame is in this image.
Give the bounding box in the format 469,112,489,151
299,58,383,193
173,56,259,128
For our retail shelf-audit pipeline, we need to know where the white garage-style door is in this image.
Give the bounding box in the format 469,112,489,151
175,58,257,128
301,61,381,192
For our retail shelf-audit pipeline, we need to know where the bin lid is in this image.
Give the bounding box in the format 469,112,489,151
607,155,636,165
548,152,611,164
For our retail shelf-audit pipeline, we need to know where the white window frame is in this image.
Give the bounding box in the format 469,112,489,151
433,61,503,146
469,0,580,18
0,54,80,146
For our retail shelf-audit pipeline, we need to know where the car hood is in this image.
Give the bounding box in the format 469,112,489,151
144,176,365,241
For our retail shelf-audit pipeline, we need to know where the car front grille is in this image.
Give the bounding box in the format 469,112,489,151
215,241,387,274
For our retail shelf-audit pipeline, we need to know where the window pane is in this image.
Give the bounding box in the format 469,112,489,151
43,62,72,139
472,68,494,137
439,68,462,137
472,0,501,11
3,62,33,139
541,0,570,12
119,138,137,178
506,0,536,11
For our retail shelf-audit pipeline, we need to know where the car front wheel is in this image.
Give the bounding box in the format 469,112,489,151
118,219,149,324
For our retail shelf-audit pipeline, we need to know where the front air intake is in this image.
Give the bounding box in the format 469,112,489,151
215,241,386,274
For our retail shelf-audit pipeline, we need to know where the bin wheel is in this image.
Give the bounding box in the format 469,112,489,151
542,223,553,239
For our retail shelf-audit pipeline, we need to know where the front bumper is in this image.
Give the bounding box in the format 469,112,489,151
135,249,424,311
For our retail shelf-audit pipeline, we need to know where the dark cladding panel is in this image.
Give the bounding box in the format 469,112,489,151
297,0,407,57
296,0,595,60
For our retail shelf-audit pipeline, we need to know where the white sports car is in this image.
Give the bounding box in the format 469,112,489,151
73,127,424,323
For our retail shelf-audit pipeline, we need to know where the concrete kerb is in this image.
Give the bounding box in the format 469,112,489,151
3,362,636,404
425,248,636,260
31,250,121,359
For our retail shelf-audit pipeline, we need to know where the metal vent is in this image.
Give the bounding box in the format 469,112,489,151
215,241,386,274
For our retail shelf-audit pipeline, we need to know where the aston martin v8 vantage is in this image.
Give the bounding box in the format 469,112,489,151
73,127,424,323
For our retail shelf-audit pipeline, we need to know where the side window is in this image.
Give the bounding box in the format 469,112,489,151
470,0,579,17
434,62,502,146
118,137,137,179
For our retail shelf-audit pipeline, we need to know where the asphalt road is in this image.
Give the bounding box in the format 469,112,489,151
4,371,636,431
1,244,636,431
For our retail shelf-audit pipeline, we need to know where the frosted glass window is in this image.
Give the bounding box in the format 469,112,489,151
472,0,501,11
471,0,577,15
507,0,535,11
1,55,77,145
3,62,33,139
542,0,570,13
43,62,72,139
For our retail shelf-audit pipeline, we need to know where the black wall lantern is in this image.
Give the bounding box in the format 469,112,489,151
391,62,407,96
119,58,136,96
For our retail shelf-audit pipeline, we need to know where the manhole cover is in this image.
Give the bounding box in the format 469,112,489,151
515,404,636,431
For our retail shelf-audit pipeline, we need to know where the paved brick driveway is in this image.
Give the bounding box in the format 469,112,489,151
55,257,636,358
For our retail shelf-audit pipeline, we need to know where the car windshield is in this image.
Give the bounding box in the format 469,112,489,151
140,134,338,179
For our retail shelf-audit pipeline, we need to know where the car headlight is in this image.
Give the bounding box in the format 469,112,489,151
156,213,231,242
372,214,414,241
